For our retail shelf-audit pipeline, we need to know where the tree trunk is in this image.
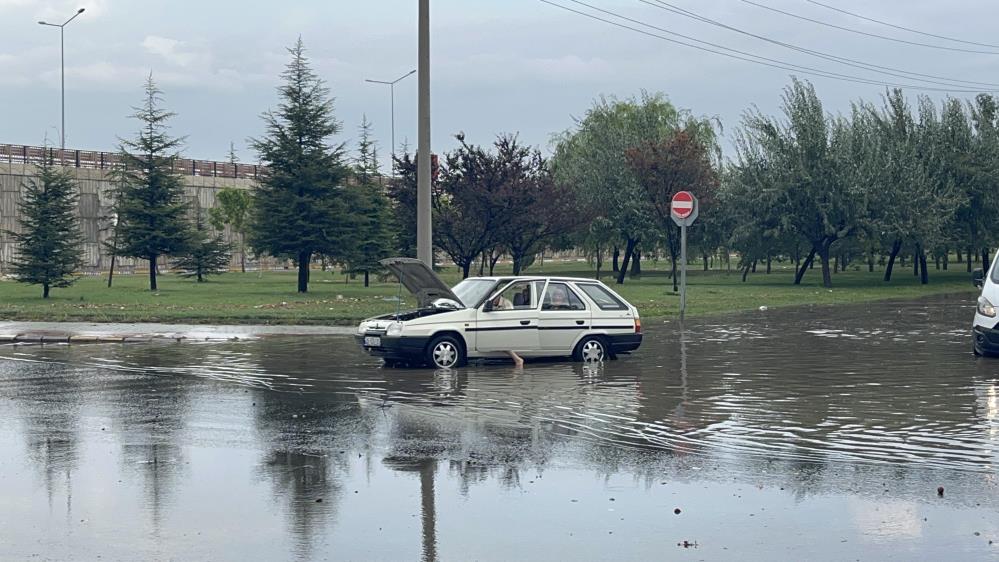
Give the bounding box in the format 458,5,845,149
793,248,816,285
867,251,874,273
834,255,839,274
884,239,902,282
968,246,974,272
297,250,311,293
818,244,833,288
751,260,757,273
616,238,637,285
479,252,486,276
934,255,940,270
741,263,751,282
461,261,472,279
766,253,772,274
43,283,50,298
983,248,991,268
920,251,929,285
489,251,501,276
364,270,370,287
703,253,709,271
913,247,919,276
956,248,962,265
149,255,158,291
629,249,641,278
240,234,246,274
595,249,602,280
612,246,620,272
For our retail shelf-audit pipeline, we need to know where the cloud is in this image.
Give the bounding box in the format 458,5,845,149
142,35,202,67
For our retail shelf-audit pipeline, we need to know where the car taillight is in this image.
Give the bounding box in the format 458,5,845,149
634,318,641,333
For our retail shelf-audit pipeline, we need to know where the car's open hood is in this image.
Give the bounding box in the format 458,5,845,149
380,257,461,308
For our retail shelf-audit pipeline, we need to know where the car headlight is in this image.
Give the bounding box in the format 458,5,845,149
386,322,403,336
356,323,366,335
979,296,996,318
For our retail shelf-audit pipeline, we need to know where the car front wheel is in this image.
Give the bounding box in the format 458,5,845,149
573,336,607,363
427,335,466,369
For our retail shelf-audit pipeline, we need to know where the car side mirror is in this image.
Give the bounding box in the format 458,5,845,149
483,300,494,312
973,268,985,288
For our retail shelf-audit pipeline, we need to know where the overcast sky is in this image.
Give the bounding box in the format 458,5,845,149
2,0,999,168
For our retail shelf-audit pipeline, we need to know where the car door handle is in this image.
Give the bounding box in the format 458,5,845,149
520,320,531,325
575,320,585,325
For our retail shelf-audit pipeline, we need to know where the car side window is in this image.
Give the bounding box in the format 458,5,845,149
542,282,586,311
489,281,536,310
577,283,626,310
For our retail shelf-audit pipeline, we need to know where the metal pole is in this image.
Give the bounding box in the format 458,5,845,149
680,223,687,321
390,82,396,168
416,0,433,268
60,26,65,150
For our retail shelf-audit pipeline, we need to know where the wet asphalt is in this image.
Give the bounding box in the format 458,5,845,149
1,294,997,561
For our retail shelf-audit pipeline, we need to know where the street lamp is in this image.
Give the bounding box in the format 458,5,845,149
365,69,416,175
38,7,85,151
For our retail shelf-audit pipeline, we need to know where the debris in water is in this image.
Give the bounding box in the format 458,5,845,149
937,486,944,497
677,540,698,548
674,508,682,515
315,498,323,503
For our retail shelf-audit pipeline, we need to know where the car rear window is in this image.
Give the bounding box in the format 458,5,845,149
577,284,627,310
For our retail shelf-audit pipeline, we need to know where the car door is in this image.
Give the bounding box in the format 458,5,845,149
537,282,590,352
474,280,540,353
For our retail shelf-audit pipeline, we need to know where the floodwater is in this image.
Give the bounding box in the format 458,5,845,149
1,295,997,561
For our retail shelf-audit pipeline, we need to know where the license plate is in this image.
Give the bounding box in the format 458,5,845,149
364,336,381,347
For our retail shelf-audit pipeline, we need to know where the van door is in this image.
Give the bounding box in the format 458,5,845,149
474,280,540,353
537,282,590,352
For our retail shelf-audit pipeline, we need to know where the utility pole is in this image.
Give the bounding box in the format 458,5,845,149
416,0,433,268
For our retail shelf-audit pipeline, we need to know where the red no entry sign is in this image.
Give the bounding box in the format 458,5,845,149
671,191,695,220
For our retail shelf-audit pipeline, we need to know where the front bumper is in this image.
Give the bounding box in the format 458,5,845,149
608,333,643,354
973,325,999,355
355,334,430,360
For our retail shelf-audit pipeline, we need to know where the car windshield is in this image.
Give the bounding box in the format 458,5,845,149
451,278,497,308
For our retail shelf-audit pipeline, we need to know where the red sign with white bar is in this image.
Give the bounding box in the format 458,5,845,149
671,191,695,220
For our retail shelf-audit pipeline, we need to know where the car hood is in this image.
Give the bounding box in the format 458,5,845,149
380,257,461,308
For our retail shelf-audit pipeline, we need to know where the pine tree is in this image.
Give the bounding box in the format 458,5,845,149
174,208,231,282
7,152,83,298
346,117,394,286
249,38,348,293
110,74,192,291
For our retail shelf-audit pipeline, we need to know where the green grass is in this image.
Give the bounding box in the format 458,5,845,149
0,261,980,325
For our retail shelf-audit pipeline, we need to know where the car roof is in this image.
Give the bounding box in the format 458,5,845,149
463,276,607,283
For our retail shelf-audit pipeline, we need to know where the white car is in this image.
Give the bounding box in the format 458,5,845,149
973,256,999,356
356,258,643,368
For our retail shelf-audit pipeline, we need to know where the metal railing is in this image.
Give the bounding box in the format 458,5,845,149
0,143,263,179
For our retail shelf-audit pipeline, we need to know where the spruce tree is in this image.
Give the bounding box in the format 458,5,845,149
111,75,192,291
249,38,348,293
174,208,231,282
346,117,394,286
7,152,83,298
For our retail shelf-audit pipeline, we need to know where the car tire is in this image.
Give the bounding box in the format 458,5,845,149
426,334,466,369
573,335,608,363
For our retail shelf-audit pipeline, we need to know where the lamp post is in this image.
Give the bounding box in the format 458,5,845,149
38,7,85,151
365,69,416,175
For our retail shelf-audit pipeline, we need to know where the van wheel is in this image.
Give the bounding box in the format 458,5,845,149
426,335,466,369
573,336,607,363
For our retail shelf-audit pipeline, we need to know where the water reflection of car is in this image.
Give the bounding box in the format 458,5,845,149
973,259,999,356
355,258,643,369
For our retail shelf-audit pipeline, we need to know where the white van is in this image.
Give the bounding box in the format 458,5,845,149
972,259,999,355
355,258,643,368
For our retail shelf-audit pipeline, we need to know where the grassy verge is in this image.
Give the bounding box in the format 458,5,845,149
0,261,979,325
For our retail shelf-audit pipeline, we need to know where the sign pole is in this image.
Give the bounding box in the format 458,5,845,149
680,222,687,321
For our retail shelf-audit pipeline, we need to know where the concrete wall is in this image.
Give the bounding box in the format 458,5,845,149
0,162,256,273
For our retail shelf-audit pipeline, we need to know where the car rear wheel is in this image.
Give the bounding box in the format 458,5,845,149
426,335,466,369
573,336,607,363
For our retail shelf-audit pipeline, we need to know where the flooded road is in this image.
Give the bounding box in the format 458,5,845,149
1,295,997,561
